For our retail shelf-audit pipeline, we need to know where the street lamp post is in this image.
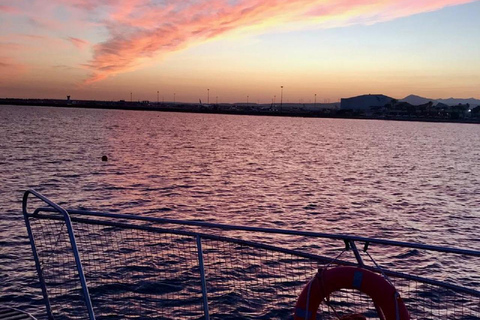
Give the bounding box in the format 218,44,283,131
207,89,209,104
314,94,317,106
280,86,283,107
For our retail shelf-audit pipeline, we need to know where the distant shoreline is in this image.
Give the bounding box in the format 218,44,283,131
1,98,479,124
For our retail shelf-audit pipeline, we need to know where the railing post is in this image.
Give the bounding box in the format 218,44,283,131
23,190,96,320
196,235,210,320
349,240,365,267
63,213,96,320
23,194,54,319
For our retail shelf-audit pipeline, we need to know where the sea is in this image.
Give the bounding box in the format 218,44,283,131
0,105,479,319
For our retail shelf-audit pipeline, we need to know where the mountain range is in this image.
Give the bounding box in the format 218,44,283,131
401,95,480,107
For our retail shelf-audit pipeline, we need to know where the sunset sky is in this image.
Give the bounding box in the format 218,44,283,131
1,0,479,103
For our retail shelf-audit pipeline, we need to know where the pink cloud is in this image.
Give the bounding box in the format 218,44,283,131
0,41,25,51
67,37,89,49
80,0,474,83
0,5,20,13
26,16,63,31
11,34,67,49
55,0,118,11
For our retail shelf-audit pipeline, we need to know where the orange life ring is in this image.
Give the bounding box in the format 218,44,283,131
294,266,410,320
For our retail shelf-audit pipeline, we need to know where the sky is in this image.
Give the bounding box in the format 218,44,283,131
0,0,479,103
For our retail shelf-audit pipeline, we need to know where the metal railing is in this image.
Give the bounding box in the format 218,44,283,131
23,190,480,320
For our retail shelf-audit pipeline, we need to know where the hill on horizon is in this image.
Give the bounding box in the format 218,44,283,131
401,94,480,107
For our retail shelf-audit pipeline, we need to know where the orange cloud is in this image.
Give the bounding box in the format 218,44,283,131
84,0,474,83
0,56,28,84
0,57,25,69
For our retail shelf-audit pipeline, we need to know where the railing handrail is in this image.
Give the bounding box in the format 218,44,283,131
25,211,480,297
22,189,480,320
32,206,480,257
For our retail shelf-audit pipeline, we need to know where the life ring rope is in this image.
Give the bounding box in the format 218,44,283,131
319,267,344,319
363,249,402,320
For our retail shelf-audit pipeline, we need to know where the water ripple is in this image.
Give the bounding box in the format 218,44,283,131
1,106,479,318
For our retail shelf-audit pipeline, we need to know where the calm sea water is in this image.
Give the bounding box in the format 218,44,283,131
1,105,479,317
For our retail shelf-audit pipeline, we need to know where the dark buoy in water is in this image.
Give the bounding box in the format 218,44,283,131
101,155,108,162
